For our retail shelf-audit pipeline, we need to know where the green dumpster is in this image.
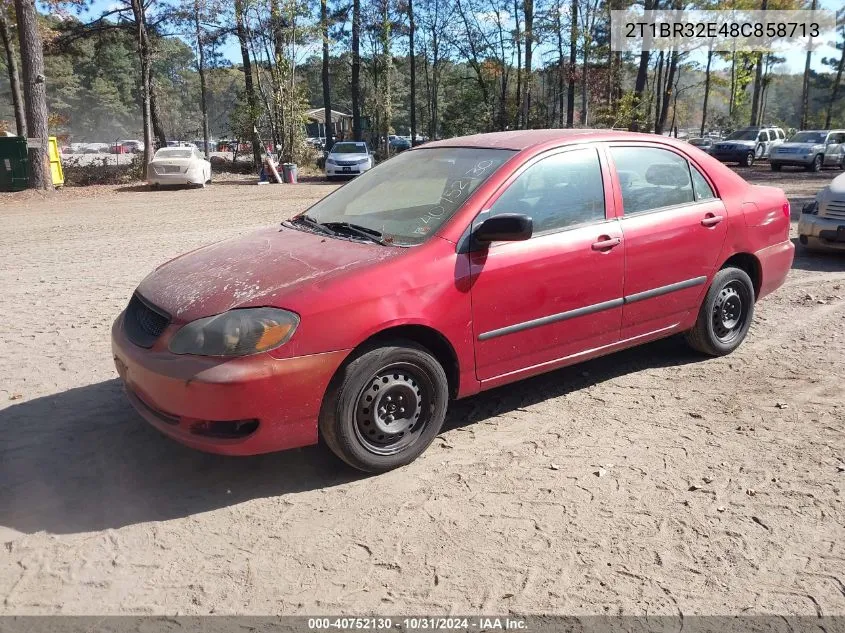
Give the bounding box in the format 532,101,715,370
0,136,29,192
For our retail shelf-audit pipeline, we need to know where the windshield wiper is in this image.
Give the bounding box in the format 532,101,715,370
286,214,333,236
321,221,390,245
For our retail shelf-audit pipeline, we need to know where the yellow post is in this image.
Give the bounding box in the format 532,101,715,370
48,137,64,187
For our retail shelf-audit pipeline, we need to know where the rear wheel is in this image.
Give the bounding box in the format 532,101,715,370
743,152,755,167
685,267,755,357
319,340,449,473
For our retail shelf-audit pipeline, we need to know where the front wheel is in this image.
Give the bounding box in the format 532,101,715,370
319,341,449,473
807,154,823,172
770,162,782,172
743,152,755,167
685,267,755,357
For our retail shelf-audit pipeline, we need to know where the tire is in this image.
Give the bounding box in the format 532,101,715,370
685,267,755,357
743,152,755,167
319,340,450,473
807,154,823,172
770,162,782,172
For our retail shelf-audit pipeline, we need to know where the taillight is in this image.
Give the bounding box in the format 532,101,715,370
782,201,790,218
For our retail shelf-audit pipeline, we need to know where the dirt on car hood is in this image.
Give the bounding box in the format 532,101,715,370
136,225,400,322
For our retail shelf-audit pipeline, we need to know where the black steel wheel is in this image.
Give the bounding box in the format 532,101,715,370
686,267,755,356
320,340,449,472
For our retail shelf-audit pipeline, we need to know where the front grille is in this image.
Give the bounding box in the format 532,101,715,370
335,160,359,166
821,200,845,221
124,293,170,348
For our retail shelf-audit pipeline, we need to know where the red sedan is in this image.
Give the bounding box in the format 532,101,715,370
112,130,794,472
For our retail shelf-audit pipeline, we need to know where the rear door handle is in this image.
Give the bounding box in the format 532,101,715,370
592,236,621,251
701,214,724,227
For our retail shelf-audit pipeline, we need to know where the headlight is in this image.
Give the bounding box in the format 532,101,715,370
357,157,369,164
169,308,299,357
325,158,335,165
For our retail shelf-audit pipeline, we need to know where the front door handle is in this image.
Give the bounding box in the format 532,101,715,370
701,214,724,227
592,236,621,251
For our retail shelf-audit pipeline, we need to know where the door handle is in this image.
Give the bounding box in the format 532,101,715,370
591,236,621,251
701,214,724,227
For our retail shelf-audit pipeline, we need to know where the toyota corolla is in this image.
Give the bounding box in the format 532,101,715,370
112,130,794,472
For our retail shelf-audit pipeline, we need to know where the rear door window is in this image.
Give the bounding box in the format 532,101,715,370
610,147,695,215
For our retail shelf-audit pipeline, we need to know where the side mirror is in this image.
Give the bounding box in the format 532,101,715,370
473,213,533,244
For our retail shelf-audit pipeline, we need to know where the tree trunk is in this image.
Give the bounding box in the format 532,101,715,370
800,0,817,129
150,82,167,148
566,0,577,128
129,0,153,167
729,51,736,116
409,0,416,143
630,0,655,132
656,49,678,135
234,0,262,166
825,39,845,129
521,0,533,128
194,0,210,158
14,0,49,188
321,0,333,149
0,13,26,137
653,51,664,132
351,0,362,140
749,0,768,126
700,48,713,137
513,0,521,128
555,0,564,127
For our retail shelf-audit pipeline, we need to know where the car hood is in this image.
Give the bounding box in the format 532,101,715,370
776,142,822,151
136,226,400,322
829,172,845,196
329,152,369,161
718,140,756,147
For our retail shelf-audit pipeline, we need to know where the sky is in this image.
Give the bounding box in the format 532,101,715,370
67,0,843,76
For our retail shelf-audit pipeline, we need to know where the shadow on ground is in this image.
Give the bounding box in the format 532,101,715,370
0,336,703,536
790,238,845,272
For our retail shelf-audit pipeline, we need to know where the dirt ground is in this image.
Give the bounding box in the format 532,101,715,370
0,164,843,616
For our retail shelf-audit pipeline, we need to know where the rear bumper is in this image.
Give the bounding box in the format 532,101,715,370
798,214,845,251
111,314,350,455
755,240,795,299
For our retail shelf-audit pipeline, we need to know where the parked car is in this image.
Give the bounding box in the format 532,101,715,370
712,126,786,167
769,130,845,172
688,137,715,154
324,141,373,179
389,136,412,152
798,171,845,251
112,130,793,472
147,147,211,188
118,139,144,154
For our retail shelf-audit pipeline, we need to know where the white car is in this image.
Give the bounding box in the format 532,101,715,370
325,141,373,179
798,172,845,252
148,147,212,188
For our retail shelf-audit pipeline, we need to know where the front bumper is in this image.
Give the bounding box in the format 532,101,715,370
325,164,369,177
111,314,351,455
712,149,753,163
770,154,814,166
798,214,845,251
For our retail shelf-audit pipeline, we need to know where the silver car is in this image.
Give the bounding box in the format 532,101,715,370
325,141,373,180
798,172,845,252
770,130,845,172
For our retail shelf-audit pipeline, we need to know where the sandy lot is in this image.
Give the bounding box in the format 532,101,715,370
0,166,843,616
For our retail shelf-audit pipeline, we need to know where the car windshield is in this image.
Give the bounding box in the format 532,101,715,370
332,143,368,154
302,147,515,246
726,129,759,141
155,149,192,159
789,131,827,144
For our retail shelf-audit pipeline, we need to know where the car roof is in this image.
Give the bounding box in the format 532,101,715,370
418,129,703,152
